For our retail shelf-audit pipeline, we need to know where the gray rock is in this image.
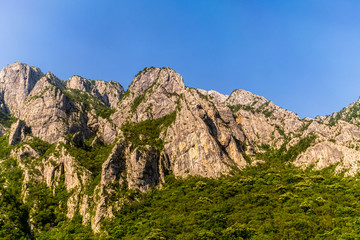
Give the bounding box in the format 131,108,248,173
0,62,43,116
113,67,247,181
20,74,77,143
67,75,124,108
8,120,27,145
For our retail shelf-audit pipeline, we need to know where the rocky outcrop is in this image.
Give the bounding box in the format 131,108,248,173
0,62,43,116
113,67,183,124
225,88,304,149
294,141,360,176
163,87,247,177
11,142,92,220
87,110,117,144
126,146,161,191
196,89,229,103
67,75,124,108
10,144,41,188
225,88,360,178
89,68,250,231
0,63,124,144
112,67,247,179
8,120,27,145
19,74,78,143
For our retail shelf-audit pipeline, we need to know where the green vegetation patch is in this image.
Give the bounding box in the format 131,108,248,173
121,111,176,152
119,89,131,102
0,157,30,239
101,163,360,240
64,138,114,177
131,94,145,113
256,134,316,168
63,89,115,120
328,101,360,127
100,162,360,239
0,135,14,159
0,110,16,128
25,137,54,156
228,102,274,117
27,86,51,103
134,66,155,78
228,104,256,114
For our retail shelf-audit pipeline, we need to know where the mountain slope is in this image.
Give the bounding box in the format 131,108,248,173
2,62,360,237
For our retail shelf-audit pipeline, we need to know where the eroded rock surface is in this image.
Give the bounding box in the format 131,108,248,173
0,62,43,116
3,62,360,233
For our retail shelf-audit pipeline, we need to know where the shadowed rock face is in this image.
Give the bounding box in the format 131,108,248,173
8,120,27,145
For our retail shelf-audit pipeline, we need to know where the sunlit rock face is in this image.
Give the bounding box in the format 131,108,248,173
0,62,43,116
4,62,360,232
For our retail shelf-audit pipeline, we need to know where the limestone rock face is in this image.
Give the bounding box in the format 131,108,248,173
0,62,43,116
100,144,125,185
8,120,27,145
67,75,124,108
92,144,124,232
113,67,184,124
10,144,41,190
112,67,247,179
224,87,360,177
163,87,247,177
126,146,161,191
19,74,78,143
0,63,123,144
226,88,303,149
294,141,360,176
87,112,117,144
196,89,229,103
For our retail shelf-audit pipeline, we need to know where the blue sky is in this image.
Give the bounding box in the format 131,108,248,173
1,0,360,118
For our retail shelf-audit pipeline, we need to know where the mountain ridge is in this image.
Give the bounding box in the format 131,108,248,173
2,62,360,236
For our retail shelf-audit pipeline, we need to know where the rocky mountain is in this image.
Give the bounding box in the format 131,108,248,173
2,62,360,236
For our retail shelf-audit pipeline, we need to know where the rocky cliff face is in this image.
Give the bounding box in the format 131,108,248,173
67,75,124,108
2,62,360,233
0,63,124,144
112,67,247,178
221,88,360,176
0,62,43,116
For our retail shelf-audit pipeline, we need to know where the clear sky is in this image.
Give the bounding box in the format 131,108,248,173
1,0,360,118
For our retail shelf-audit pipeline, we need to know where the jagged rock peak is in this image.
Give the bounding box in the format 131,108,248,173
67,75,93,92
44,72,66,89
196,89,229,103
129,67,185,96
67,75,123,92
227,88,268,106
25,72,64,100
0,62,43,115
67,75,124,108
323,97,360,126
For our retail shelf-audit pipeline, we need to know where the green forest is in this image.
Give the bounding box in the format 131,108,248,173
2,147,360,239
